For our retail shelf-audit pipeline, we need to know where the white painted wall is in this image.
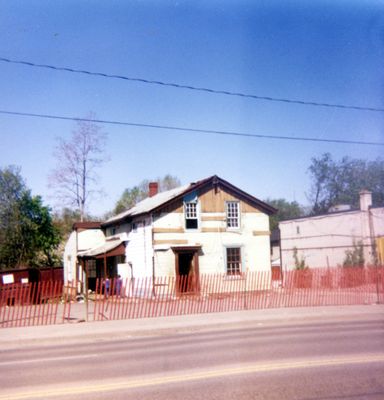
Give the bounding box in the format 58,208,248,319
123,217,153,279
63,229,105,285
279,207,384,269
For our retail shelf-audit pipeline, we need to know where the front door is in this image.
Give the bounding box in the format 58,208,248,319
174,249,200,294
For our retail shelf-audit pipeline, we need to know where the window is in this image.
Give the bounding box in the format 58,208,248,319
226,201,240,228
226,247,242,275
107,227,116,236
132,222,143,232
87,260,97,278
185,202,198,229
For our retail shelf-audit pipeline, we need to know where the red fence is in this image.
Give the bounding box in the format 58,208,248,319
0,281,71,328
1,266,383,328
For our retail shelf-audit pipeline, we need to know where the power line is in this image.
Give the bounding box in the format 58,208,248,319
1,109,384,146
1,56,383,113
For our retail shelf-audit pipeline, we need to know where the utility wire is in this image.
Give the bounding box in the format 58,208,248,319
1,56,383,113
1,109,384,146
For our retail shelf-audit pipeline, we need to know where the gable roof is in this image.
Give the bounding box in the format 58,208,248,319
104,183,192,226
103,175,276,227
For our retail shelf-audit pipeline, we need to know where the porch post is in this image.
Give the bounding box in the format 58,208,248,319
84,259,89,322
175,252,180,296
193,251,200,293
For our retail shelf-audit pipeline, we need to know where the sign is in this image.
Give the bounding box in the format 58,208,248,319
2,274,14,285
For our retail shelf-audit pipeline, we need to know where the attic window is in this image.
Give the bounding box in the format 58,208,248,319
185,202,198,229
226,201,240,229
184,191,199,230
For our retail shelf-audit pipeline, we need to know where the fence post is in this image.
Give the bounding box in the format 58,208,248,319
375,264,380,304
243,270,248,310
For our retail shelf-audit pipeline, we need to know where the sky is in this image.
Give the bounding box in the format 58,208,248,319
1,0,384,217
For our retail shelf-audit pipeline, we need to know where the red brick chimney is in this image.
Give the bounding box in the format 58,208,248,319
149,182,159,197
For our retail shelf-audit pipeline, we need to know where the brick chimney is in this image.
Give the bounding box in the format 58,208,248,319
149,182,159,197
359,190,372,211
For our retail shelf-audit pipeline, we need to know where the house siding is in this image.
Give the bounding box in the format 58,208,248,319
96,177,275,284
151,186,271,276
124,217,153,279
63,229,105,285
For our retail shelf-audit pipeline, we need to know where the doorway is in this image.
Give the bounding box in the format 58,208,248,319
173,246,201,294
178,252,194,277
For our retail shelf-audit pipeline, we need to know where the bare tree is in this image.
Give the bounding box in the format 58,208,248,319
49,115,107,221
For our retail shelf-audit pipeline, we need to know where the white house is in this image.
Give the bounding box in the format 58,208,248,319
76,175,276,293
279,191,384,270
63,222,105,292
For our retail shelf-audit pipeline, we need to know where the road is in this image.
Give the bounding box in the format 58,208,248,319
0,309,383,399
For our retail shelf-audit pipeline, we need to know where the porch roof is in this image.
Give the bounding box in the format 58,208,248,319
77,239,125,258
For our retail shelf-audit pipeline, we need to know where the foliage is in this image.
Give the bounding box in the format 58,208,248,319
49,115,108,221
308,153,384,215
0,166,61,270
265,198,304,231
343,241,365,267
114,174,181,214
52,207,99,238
53,208,82,239
293,247,307,270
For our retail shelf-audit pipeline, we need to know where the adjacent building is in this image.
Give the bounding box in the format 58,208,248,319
279,191,384,270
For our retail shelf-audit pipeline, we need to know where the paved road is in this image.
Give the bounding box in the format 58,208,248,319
0,307,383,399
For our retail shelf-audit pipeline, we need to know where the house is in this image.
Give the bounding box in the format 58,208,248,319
279,191,384,270
75,175,276,293
63,222,105,293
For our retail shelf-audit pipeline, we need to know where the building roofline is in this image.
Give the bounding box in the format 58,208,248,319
279,205,384,224
102,175,276,227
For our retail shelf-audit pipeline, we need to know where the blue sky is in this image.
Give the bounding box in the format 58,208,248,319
1,0,383,217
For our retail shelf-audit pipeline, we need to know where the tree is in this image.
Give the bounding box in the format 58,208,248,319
53,208,82,239
308,153,384,215
264,198,303,231
114,174,181,214
343,241,364,267
293,247,307,270
19,194,62,267
49,115,107,221
0,166,61,269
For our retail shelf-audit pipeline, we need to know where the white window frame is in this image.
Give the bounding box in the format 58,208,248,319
226,201,240,229
225,246,242,276
184,201,199,230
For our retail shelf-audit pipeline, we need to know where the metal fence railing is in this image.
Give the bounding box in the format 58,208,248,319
1,266,383,328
